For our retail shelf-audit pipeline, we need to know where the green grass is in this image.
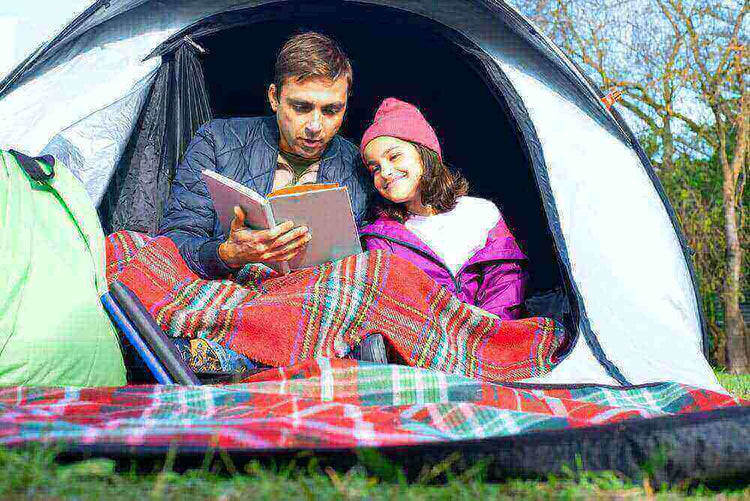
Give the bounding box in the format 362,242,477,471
716,372,750,400
0,446,747,500
0,371,747,499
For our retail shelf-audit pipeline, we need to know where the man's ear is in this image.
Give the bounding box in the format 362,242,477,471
268,84,279,113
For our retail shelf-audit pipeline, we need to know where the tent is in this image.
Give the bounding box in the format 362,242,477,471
1,0,747,483
0,0,719,391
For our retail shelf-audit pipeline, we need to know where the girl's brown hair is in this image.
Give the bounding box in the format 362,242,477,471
376,142,469,223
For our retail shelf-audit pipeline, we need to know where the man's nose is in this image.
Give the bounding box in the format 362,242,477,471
305,111,322,136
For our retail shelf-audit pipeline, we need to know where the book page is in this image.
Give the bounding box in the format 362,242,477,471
270,187,361,270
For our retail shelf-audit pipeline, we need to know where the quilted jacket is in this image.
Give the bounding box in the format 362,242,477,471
159,116,371,278
360,211,528,319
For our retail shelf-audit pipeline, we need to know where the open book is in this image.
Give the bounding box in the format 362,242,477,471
201,169,362,274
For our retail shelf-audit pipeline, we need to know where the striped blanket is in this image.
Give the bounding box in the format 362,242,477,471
106,231,567,383
0,359,744,452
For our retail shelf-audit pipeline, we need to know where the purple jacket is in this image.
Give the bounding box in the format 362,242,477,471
360,214,528,320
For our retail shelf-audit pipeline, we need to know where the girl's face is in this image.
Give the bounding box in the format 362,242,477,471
363,136,424,207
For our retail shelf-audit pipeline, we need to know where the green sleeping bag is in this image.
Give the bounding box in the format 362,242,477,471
0,149,126,387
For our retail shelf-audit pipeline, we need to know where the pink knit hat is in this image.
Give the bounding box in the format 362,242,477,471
360,98,442,162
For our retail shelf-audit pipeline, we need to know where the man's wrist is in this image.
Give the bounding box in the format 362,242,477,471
218,241,241,270
197,239,236,278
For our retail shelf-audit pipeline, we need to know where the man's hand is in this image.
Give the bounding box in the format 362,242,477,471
218,206,310,269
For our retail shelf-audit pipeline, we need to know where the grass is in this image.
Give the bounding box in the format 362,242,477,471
716,372,750,400
0,446,747,500
0,373,746,500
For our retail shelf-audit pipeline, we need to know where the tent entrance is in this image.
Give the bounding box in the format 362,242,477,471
100,0,579,337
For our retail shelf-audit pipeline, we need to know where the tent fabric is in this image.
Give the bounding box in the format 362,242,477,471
566,62,710,354
464,48,622,386
497,63,714,390
0,151,127,387
41,72,157,206
172,40,213,165
0,0,718,390
99,39,212,235
99,64,173,235
0,359,746,483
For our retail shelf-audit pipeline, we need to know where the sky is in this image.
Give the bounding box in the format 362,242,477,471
0,0,93,80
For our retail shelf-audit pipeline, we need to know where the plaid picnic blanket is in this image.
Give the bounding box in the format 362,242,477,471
106,231,568,383
0,359,745,451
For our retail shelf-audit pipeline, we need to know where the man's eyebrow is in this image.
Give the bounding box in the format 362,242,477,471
323,102,345,110
286,98,312,106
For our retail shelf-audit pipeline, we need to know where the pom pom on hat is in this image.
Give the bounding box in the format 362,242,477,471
360,98,442,162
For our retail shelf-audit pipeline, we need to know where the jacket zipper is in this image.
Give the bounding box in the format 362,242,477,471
359,233,462,293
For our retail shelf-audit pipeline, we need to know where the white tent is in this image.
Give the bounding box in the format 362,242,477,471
0,0,722,391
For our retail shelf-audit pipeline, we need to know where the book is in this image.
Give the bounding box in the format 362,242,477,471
201,169,362,274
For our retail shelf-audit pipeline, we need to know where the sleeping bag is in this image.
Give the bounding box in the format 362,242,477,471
0,149,126,387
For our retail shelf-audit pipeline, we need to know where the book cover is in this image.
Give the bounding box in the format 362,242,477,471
201,170,361,274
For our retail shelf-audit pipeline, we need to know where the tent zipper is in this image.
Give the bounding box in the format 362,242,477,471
360,233,462,293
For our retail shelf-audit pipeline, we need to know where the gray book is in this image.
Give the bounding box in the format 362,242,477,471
201,169,362,274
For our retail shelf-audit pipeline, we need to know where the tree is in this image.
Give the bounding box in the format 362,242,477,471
658,0,749,373
520,0,698,168
514,0,748,371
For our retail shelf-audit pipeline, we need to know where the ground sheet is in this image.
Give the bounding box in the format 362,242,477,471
0,359,745,451
106,231,567,383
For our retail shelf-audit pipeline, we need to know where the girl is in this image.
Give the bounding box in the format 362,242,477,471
359,98,528,320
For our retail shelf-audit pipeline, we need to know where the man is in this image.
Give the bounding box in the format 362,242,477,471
160,31,370,279
159,32,385,363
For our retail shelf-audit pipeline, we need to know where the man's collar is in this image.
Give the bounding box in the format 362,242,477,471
260,116,280,148
260,116,341,162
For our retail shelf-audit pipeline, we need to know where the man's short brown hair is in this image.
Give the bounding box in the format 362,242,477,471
274,31,353,95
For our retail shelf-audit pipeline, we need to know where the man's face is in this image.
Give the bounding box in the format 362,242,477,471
268,75,348,159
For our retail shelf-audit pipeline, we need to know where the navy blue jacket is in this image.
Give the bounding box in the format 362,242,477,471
159,116,371,278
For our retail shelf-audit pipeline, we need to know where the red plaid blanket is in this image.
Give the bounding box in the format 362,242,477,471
106,231,567,382
0,359,745,451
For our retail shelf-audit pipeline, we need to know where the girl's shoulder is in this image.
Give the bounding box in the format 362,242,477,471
456,197,523,249
454,196,500,225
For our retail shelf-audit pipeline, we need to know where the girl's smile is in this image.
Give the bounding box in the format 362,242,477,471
383,172,407,188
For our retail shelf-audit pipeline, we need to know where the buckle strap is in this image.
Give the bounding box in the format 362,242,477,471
9,149,55,182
